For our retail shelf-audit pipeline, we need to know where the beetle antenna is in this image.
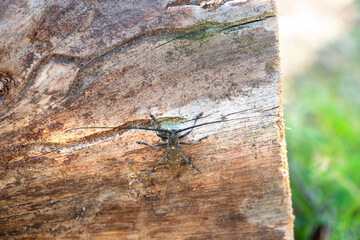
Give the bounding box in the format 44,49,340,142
175,120,223,133
175,114,282,133
66,126,171,133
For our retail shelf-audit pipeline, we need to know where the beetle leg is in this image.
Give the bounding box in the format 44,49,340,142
179,136,208,145
181,154,200,172
148,154,167,176
150,114,168,139
179,112,203,139
137,142,166,147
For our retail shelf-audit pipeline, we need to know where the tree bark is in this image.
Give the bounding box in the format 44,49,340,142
0,0,294,239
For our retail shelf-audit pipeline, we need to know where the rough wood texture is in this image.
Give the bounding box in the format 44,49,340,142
0,0,294,239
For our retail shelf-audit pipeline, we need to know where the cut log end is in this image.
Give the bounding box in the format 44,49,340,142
0,0,293,239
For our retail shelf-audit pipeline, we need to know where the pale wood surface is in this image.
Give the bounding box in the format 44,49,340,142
0,0,294,239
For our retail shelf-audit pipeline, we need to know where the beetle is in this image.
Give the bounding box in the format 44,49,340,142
69,113,223,176
68,111,281,176
136,113,209,176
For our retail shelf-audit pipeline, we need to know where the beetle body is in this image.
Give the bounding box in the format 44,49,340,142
166,131,182,172
166,145,182,172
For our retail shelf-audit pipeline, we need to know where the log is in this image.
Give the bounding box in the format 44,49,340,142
0,0,294,239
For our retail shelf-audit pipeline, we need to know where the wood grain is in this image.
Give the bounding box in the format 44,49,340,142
0,0,294,239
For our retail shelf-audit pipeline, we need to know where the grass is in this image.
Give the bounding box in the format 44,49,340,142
284,19,360,239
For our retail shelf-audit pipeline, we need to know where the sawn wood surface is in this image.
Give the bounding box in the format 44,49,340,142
0,1,294,239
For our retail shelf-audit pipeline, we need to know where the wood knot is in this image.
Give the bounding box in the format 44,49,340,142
0,72,15,106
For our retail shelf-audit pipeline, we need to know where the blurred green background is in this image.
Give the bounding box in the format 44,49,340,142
284,1,360,239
